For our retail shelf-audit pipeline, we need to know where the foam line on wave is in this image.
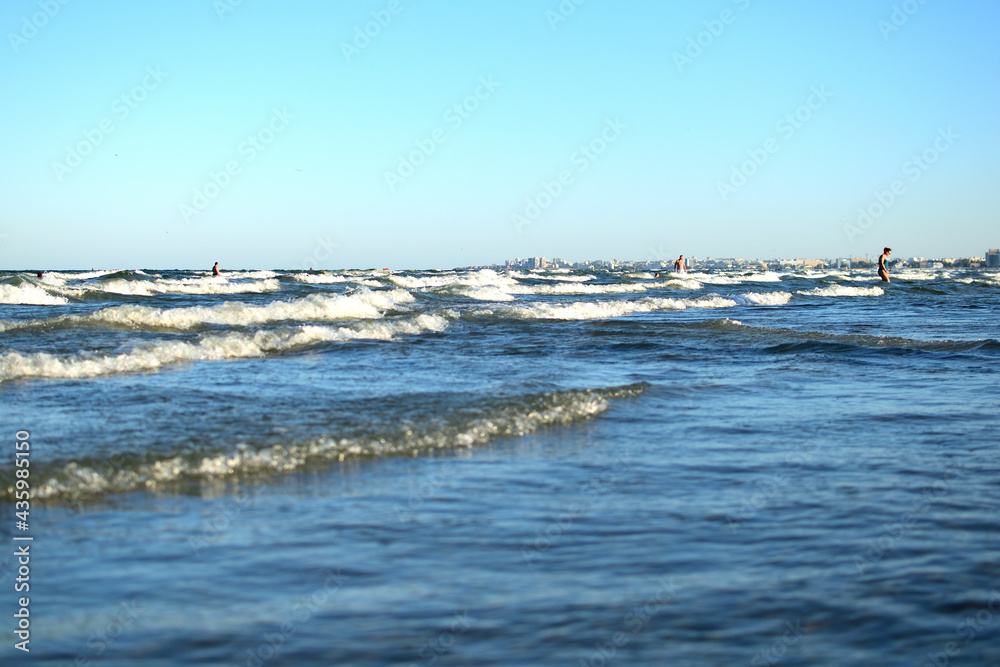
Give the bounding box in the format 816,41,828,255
0,289,415,333
697,319,1000,352
12,383,647,502
0,313,449,384
485,292,791,320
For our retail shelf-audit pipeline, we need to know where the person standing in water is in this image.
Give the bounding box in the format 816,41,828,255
877,247,891,283
212,262,221,277
673,255,687,274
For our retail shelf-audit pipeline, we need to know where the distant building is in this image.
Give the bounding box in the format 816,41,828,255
987,249,1000,269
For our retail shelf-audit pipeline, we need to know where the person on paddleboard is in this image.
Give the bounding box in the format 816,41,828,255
878,248,891,283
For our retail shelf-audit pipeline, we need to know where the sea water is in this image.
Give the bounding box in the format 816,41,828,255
1,267,998,665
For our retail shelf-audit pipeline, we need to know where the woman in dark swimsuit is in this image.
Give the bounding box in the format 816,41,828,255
877,247,891,283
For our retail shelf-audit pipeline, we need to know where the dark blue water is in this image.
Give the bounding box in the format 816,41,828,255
1,267,999,665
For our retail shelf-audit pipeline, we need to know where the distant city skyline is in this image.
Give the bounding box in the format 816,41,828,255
2,1,999,269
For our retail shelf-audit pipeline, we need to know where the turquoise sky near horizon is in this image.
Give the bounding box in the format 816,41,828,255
1,0,998,270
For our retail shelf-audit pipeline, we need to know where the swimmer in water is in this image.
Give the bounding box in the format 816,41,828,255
212,262,221,277
877,248,891,283
674,255,686,274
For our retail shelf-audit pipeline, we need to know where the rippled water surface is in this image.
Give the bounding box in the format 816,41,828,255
1,267,999,665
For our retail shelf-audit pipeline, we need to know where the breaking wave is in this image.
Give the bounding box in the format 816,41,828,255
0,314,448,384
13,383,647,501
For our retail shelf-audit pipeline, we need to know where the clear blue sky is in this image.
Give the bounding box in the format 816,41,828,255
2,0,998,269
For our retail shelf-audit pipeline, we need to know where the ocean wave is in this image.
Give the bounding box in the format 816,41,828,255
710,321,1000,353
494,295,739,321
685,272,739,285
98,277,279,296
451,286,517,302
217,270,278,279
508,271,594,283
956,274,1000,287
15,383,646,501
797,285,884,297
739,271,785,282
42,270,122,281
0,313,447,384
289,273,350,284
37,274,283,298
657,278,703,290
895,269,950,281
733,291,793,306
0,283,69,305
1,289,415,333
389,269,515,290
514,282,650,296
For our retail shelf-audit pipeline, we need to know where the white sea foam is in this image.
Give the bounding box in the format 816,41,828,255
515,282,649,296
957,274,1000,286
4,289,415,332
740,271,784,282
508,271,594,283
0,313,447,384
453,286,517,302
895,269,948,281
497,295,739,321
0,283,69,305
48,276,282,297
29,383,644,499
43,270,121,281
389,269,514,290
734,291,793,306
218,270,278,279
290,273,349,284
657,278,703,290
689,271,785,284
687,272,739,285
798,285,884,297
